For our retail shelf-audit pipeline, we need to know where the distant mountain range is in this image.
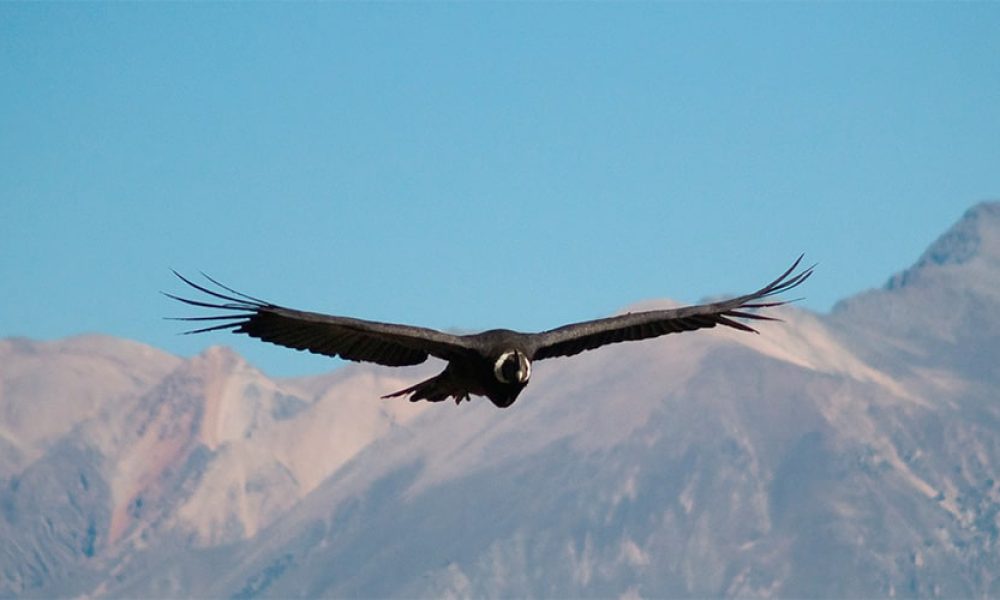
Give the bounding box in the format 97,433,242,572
2,202,999,598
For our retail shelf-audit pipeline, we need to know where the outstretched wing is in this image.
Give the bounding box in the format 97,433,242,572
528,256,814,360
165,273,474,367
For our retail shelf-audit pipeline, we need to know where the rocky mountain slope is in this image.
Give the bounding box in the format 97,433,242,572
2,202,998,598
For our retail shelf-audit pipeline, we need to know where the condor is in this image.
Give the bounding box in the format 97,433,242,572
167,256,813,408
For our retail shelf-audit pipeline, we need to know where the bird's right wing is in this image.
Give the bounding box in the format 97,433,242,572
165,273,475,367
527,256,814,360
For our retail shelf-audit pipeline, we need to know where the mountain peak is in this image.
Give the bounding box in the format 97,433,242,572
917,201,1000,266
885,200,1000,291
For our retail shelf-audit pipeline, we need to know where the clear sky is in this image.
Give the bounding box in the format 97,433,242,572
2,3,998,376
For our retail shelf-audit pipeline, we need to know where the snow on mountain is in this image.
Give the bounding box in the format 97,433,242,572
2,201,999,598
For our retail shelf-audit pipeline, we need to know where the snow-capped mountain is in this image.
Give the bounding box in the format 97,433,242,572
2,202,999,598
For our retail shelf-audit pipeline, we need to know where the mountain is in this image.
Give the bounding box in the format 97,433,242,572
0,338,428,596
831,202,1000,386
2,202,999,598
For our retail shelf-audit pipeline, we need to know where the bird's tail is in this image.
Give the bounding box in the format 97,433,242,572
382,373,470,404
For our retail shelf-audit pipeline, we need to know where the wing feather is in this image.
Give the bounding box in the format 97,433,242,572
529,256,814,360
166,273,473,367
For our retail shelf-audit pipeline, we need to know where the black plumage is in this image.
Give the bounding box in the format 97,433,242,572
166,256,814,408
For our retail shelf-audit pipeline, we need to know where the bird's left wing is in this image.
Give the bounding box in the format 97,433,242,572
527,256,814,360
165,272,474,367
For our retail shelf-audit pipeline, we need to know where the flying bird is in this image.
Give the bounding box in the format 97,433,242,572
166,256,813,408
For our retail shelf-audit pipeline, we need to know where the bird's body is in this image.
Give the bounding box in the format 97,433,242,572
167,257,813,408
382,331,531,407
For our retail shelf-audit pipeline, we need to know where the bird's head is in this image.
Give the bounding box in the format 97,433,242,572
494,349,531,385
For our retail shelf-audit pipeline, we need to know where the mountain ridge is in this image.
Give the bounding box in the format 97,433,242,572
2,201,999,597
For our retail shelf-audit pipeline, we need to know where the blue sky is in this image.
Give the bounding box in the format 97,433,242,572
2,4,998,376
